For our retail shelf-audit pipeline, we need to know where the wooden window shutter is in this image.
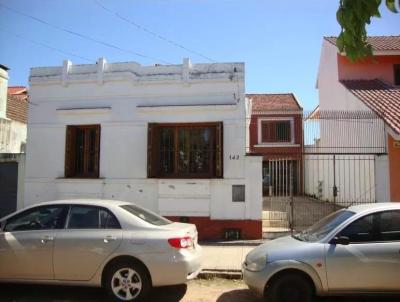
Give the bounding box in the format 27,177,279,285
262,121,272,142
215,122,223,178
261,122,268,142
147,123,158,178
94,125,101,177
65,126,75,177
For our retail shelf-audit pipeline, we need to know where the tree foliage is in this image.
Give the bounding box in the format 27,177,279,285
336,0,399,61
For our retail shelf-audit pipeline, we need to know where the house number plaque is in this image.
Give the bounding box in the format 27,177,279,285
229,155,240,160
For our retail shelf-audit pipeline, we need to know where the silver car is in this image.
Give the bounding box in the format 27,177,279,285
243,203,400,302
0,199,202,301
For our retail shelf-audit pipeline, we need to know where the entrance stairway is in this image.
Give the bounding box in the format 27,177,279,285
262,210,291,239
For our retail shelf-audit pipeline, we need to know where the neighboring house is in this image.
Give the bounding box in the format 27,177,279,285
313,36,400,203
246,94,303,196
25,58,263,240
0,64,28,217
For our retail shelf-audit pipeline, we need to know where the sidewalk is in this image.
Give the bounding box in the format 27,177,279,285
198,240,265,279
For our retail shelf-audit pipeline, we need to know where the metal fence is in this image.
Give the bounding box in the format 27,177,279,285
262,110,387,236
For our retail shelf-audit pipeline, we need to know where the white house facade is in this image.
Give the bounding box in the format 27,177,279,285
25,58,263,240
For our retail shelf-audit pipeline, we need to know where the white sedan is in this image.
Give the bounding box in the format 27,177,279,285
0,199,202,301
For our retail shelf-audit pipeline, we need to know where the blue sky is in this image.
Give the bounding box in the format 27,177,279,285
0,0,399,109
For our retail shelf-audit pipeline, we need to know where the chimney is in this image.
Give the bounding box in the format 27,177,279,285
0,64,9,119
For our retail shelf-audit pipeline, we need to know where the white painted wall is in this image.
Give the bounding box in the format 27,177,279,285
0,65,27,154
0,66,8,119
25,58,263,220
317,41,371,111
307,40,390,203
0,119,27,153
375,153,390,202
304,152,376,203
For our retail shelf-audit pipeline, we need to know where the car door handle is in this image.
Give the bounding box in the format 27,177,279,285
41,236,54,244
104,236,117,243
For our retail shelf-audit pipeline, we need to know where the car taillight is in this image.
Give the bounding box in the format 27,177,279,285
168,236,193,249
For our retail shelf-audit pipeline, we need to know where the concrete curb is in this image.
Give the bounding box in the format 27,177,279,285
198,269,243,280
199,240,264,247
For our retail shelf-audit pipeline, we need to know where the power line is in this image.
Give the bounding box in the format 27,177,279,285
94,0,215,63
0,2,172,64
1,29,95,63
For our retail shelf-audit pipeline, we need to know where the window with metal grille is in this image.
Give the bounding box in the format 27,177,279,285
394,64,400,86
65,125,100,178
147,122,223,178
261,120,291,143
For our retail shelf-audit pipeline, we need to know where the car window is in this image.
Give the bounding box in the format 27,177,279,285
378,210,400,242
293,210,355,242
67,206,121,229
4,205,67,232
100,209,121,229
120,204,172,226
338,213,377,243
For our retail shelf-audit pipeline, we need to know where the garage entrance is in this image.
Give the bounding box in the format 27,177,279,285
0,161,18,218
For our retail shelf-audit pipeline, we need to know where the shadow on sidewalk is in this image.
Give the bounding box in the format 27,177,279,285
0,283,106,302
216,289,263,302
151,284,187,301
216,289,400,302
0,283,187,302
316,297,400,302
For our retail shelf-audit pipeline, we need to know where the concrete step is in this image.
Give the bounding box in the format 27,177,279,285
262,219,289,228
262,227,291,240
262,210,288,220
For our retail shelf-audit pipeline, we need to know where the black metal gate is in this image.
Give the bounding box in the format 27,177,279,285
0,162,18,218
262,111,387,237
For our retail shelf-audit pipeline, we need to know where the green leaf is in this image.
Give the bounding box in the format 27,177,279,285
386,0,398,12
337,35,345,52
337,7,345,25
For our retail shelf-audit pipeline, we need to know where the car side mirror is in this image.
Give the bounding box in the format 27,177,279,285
330,236,350,245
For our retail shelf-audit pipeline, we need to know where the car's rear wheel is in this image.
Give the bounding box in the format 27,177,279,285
265,273,313,302
104,261,151,302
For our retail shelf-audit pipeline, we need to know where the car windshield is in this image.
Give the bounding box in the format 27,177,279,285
120,205,172,226
292,209,355,242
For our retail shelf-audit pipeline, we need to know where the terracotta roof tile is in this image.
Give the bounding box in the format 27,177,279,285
8,86,27,95
6,86,28,124
6,94,28,124
306,106,320,120
341,79,400,134
247,93,302,113
325,36,400,52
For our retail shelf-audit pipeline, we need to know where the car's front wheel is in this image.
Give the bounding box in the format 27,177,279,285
104,260,151,302
265,273,313,302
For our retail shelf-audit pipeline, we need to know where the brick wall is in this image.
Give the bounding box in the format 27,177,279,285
248,113,303,155
165,216,262,241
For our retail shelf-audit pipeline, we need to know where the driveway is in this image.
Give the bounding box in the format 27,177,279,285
0,279,398,302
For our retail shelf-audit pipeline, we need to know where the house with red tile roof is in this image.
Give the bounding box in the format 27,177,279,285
246,93,303,196
0,65,28,153
0,64,28,217
315,36,400,202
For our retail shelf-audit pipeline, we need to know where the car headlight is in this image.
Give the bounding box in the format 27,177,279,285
245,255,267,272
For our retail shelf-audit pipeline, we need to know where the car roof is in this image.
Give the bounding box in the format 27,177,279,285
347,202,400,213
32,199,134,208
